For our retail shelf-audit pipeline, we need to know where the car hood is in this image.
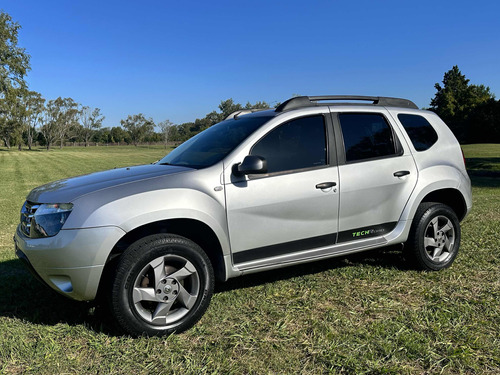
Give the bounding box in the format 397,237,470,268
27,164,193,203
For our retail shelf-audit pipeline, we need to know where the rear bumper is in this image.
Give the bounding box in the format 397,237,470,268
14,225,125,301
462,173,473,221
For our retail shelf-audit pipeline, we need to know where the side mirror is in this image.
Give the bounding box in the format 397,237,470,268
232,155,267,177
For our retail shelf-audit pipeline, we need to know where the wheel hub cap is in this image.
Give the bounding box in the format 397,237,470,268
156,278,179,301
423,215,455,263
131,255,201,327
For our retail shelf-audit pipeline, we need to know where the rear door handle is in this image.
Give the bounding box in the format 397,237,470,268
316,182,337,189
393,170,410,177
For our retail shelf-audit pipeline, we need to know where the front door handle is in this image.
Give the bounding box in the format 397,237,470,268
316,182,337,189
393,170,410,177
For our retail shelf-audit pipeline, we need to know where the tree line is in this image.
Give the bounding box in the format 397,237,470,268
1,11,499,149
1,93,270,149
89,99,269,148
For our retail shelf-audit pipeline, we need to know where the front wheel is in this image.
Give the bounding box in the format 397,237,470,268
110,234,214,336
405,203,461,271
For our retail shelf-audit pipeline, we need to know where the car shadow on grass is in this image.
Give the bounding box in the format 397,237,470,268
0,258,120,335
470,175,500,188
0,245,408,333
466,157,500,170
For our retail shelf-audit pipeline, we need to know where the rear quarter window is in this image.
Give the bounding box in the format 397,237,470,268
398,114,438,151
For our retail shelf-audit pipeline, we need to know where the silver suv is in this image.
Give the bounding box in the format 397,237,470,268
14,96,472,336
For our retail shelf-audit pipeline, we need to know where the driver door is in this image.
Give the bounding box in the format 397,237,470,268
224,114,340,266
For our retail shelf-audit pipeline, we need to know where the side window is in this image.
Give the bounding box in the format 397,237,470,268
251,115,327,174
398,114,438,151
339,113,398,163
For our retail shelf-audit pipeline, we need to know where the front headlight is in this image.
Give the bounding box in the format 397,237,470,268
31,203,73,238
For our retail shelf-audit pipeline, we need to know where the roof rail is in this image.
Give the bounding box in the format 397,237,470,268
275,95,418,112
225,108,269,120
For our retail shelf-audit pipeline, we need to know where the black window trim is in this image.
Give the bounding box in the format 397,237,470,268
246,113,336,180
331,111,404,165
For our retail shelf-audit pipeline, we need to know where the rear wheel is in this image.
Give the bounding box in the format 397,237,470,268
405,203,461,270
110,234,214,336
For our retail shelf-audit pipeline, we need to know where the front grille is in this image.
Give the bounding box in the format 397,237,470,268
20,201,40,237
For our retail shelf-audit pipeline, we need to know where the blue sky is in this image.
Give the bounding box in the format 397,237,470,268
3,0,500,128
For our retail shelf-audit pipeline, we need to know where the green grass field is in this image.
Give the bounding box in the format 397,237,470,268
0,144,499,374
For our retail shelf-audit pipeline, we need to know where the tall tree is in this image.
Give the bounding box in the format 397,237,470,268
0,12,30,94
157,119,173,149
0,12,31,148
40,108,58,150
45,97,79,148
12,89,28,150
121,114,154,146
24,90,45,150
430,66,494,142
0,88,24,148
42,97,78,149
80,106,104,146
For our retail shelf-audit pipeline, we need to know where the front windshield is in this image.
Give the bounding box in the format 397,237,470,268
159,116,272,168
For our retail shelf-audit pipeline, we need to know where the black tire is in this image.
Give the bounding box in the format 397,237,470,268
405,202,461,271
110,234,214,336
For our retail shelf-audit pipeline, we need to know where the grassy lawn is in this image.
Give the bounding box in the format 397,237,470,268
0,144,499,374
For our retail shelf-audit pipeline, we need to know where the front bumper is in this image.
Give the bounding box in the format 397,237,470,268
14,225,125,301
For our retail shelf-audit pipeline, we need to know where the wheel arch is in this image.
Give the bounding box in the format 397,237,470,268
97,218,227,302
400,163,471,224
420,188,467,221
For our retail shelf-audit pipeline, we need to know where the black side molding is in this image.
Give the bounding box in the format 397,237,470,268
233,222,398,264
233,233,337,264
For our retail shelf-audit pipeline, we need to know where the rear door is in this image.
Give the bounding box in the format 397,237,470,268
332,109,418,242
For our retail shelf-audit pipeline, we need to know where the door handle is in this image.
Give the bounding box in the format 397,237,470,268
393,170,410,177
316,182,337,189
